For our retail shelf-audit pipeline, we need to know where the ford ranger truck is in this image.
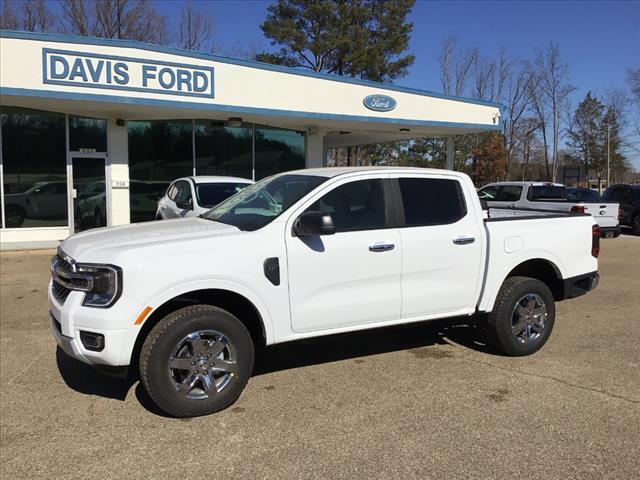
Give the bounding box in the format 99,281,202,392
49,167,600,417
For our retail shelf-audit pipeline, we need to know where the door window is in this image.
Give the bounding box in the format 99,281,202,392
167,183,178,201
307,179,386,232
478,185,499,200
399,178,466,227
174,181,192,204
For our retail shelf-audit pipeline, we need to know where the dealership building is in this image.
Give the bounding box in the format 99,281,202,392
0,30,500,248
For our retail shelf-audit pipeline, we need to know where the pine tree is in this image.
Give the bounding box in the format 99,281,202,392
256,0,415,82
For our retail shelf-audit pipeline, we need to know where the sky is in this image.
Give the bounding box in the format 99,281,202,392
150,1,639,97
46,0,640,166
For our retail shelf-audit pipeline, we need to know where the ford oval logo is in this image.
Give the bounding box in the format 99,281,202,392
363,94,397,112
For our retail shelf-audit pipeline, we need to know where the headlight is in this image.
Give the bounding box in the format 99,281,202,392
75,264,122,308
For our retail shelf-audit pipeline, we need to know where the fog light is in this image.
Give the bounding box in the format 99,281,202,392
80,331,105,351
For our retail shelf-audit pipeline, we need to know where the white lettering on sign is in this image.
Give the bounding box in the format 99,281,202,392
42,48,214,98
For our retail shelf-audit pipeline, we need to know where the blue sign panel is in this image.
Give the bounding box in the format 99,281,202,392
42,48,214,99
363,94,397,112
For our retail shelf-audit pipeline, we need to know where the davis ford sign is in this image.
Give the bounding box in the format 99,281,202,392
363,94,397,112
42,48,214,98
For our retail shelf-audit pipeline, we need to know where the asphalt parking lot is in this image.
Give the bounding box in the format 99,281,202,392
1,237,639,479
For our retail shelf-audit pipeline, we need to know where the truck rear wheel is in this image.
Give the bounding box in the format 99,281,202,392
140,305,254,417
485,276,555,356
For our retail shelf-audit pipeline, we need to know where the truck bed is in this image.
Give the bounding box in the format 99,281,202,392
477,208,598,312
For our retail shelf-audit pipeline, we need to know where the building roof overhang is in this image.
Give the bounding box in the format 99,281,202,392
0,30,502,147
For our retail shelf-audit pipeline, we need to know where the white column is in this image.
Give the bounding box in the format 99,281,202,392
107,120,130,226
306,129,326,168
446,136,455,170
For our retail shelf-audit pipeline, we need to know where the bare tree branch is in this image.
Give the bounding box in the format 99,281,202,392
178,0,214,51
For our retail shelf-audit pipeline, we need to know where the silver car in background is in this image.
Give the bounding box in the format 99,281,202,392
156,176,253,219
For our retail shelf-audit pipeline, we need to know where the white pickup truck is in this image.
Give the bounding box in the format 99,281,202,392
477,181,620,238
50,167,600,417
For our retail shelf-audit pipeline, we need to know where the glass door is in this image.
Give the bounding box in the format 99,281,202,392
71,156,107,233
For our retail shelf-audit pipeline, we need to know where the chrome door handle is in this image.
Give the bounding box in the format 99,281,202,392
369,243,395,252
453,236,475,245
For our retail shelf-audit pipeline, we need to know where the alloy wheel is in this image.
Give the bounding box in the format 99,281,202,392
511,293,548,344
167,330,239,400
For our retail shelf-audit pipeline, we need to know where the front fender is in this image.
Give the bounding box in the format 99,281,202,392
117,278,275,365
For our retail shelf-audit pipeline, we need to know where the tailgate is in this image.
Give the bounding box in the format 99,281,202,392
583,203,619,229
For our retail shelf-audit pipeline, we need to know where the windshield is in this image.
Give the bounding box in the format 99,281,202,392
202,174,328,231
196,182,251,208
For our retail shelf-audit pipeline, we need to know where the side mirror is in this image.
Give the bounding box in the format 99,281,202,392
293,211,335,237
176,198,193,210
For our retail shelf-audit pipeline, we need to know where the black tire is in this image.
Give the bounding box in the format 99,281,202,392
140,305,254,417
632,214,640,236
485,276,555,356
5,205,25,228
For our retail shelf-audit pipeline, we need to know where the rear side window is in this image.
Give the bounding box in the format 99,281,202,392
528,185,566,201
399,178,467,226
307,179,386,232
499,186,522,201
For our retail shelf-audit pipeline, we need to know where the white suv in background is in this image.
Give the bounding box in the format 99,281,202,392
156,176,252,219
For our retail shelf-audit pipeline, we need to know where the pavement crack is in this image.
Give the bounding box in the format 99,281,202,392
444,341,640,406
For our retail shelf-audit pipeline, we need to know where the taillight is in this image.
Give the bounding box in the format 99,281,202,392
571,205,585,214
592,224,600,258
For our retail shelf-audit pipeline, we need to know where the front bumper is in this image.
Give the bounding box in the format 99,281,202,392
562,271,599,300
50,312,88,363
600,226,621,238
48,282,138,367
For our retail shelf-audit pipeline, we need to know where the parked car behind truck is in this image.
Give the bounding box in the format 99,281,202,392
602,184,640,235
50,167,600,417
478,181,620,237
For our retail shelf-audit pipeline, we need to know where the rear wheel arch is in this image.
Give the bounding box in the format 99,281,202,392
481,257,565,312
506,258,564,300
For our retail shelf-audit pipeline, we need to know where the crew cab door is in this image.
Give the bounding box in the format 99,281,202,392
393,174,484,318
285,175,401,333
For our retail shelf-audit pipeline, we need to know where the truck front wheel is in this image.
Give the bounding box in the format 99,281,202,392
485,276,556,356
140,305,254,417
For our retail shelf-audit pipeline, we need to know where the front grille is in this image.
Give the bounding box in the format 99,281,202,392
51,251,74,305
56,254,73,276
52,279,72,304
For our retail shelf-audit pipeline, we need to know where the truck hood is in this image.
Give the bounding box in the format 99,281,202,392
61,218,240,260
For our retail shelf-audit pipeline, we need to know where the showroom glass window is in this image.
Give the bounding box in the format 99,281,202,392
194,120,252,180
128,120,193,222
1,107,67,228
255,126,305,180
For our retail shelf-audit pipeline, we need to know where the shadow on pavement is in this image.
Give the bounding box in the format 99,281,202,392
55,315,492,416
55,347,134,401
253,316,492,375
